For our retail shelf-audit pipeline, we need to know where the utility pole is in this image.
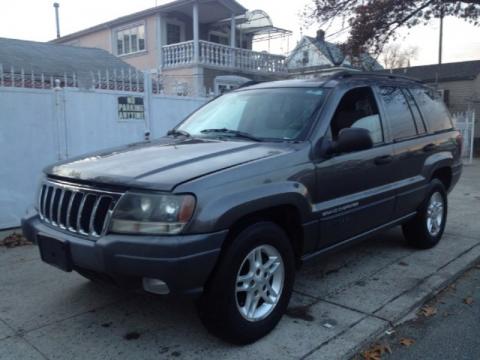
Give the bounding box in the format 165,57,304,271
436,4,444,88
438,5,444,65
53,2,60,39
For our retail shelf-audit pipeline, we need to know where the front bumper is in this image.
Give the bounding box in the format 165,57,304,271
22,215,227,295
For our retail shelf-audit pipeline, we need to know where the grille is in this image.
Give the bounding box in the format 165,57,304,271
38,180,122,238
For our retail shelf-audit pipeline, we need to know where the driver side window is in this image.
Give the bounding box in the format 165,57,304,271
329,87,384,145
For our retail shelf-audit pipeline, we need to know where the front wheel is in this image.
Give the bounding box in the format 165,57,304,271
197,222,295,344
402,179,448,249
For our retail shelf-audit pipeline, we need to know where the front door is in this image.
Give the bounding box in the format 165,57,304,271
313,85,396,249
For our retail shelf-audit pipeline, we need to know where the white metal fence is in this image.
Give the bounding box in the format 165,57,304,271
0,63,207,97
0,70,206,229
453,110,476,164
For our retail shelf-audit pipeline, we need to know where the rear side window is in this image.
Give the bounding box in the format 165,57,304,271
402,89,426,134
410,87,453,133
379,86,417,140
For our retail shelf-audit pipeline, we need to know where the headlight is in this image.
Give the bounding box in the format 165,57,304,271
110,192,196,235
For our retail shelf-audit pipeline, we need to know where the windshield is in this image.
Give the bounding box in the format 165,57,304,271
177,87,328,141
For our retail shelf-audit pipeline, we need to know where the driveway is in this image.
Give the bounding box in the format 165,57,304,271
1,161,479,360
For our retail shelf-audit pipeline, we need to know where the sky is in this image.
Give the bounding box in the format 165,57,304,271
0,0,479,66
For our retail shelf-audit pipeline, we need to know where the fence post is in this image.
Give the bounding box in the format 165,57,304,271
143,71,152,140
53,83,68,160
469,111,475,163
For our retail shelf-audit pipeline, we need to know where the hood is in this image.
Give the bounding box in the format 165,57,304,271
46,137,289,191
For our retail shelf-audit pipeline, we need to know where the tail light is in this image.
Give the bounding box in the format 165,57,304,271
456,132,463,157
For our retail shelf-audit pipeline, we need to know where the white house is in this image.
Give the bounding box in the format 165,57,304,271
286,30,383,77
52,0,292,96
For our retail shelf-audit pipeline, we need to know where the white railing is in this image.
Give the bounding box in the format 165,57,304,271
162,40,288,74
163,41,195,68
199,41,233,68
0,64,145,92
233,46,287,74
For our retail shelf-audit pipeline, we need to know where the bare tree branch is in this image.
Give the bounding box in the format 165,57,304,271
303,0,480,56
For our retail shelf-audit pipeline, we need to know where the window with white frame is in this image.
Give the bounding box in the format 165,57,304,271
116,24,145,55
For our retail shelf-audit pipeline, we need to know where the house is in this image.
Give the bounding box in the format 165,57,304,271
51,0,291,96
286,30,383,77
0,37,139,89
384,60,480,150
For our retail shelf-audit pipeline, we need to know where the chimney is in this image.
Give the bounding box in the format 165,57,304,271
316,29,325,42
53,2,60,38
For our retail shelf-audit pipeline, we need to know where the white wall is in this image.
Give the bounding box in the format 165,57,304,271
0,88,59,228
0,86,206,229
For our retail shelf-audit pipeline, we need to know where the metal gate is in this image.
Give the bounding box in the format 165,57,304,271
453,111,476,164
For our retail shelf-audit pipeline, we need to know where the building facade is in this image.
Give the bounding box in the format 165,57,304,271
52,0,290,96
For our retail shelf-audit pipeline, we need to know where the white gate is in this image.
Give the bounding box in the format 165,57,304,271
0,70,207,229
453,111,476,164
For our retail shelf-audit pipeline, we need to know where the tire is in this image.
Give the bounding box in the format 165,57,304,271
197,222,295,345
402,179,448,249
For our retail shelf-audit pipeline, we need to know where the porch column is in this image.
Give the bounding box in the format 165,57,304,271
230,14,236,47
193,1,199,63
230,13,236,66
156,14,165,71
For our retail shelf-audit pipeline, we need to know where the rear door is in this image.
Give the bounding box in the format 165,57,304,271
314,85,396,249
377,86,431,218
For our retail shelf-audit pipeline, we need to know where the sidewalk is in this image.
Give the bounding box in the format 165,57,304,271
1,161,479,360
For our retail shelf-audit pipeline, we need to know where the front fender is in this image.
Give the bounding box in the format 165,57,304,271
190,181,313,233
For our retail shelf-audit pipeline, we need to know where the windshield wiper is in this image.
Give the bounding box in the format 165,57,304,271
167,129,191,138
200,128,261,142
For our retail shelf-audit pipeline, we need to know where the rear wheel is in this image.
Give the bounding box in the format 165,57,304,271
402,179,447,249
197,222,295,344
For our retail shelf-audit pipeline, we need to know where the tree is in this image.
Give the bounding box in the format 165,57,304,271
305,0,480,56
381,44,418,69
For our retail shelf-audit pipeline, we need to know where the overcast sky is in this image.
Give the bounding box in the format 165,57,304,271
1,0,479,66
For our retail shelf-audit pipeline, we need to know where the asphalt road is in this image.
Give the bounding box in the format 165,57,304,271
360,262,480,360
1,161,479,359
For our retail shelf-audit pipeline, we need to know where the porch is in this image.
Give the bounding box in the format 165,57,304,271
162,40,287,74
156,0,289,75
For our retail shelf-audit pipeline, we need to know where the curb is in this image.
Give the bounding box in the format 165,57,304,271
306,241,480,359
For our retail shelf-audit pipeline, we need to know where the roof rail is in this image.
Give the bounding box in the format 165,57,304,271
238,80,263,89
327,70,423,83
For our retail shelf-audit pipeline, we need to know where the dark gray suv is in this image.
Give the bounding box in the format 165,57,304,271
22,72,463,344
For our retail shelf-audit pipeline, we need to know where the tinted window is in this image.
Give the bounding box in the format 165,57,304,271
410,87,453,132
403,89,426,134
330,87,384,144
380,87,417,140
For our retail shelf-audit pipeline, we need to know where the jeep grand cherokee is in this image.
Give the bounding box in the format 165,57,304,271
22,71,463,344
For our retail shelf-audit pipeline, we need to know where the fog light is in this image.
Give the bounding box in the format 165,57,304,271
142,278,170,295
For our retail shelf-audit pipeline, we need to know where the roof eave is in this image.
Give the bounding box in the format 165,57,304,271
51,0,247,44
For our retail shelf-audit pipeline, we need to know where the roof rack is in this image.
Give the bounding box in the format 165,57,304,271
326,70,423,83
238,80,263,89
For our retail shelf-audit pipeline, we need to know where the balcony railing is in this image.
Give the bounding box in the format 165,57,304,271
162,40,287,74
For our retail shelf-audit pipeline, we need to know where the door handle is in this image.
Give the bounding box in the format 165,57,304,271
374,155,393,165
423,143,437,152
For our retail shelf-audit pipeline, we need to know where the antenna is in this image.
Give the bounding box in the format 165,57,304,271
53,2,60,38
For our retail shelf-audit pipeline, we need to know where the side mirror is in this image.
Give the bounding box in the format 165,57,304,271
329,128,373,155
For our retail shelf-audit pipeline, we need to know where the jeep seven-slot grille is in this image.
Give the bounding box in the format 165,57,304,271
38,180,121,238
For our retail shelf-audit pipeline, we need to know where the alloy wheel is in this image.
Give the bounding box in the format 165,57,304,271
426,191,444,236
235,244,285,322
